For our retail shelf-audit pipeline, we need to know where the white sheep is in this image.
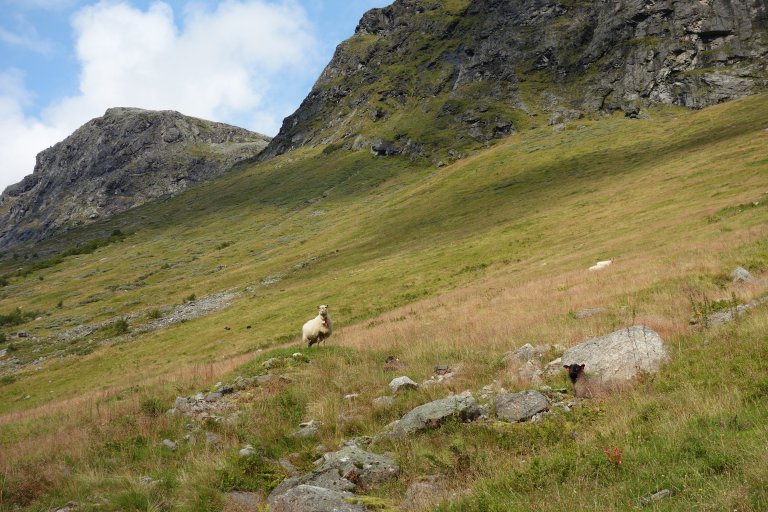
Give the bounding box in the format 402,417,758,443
302,304,333,347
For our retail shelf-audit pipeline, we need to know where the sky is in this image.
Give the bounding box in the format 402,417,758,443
0,0,390,190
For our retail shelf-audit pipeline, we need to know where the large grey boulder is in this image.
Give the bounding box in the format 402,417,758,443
380,391,478,439
268,445,399,505
270,485,366,512
495,390,549,423
560,325,667,383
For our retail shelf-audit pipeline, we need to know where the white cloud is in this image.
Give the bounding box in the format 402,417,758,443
0,70,69,190
0,0,318,190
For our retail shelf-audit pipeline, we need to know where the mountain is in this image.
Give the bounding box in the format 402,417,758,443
262,0,768,160
0,108,270,249
1,1,768,510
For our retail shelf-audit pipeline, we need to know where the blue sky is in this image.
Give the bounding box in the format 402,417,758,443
0,0,389,190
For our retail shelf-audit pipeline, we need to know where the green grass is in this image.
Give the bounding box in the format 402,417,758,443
0,94,767,511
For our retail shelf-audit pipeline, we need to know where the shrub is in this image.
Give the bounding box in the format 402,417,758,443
140,396,165,417
0,307,37,328
185,293,197,302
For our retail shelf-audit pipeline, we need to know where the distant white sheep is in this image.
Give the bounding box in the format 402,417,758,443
588,259,612,272
302,304,333,347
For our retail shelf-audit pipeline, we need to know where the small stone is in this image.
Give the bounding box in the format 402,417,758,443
139,476,156,485
162,439,177,451
372,396,395,409
389,376,418,393
343,393,360,401
293,420,320,438
239,444,257,457
263,357,281,369
434,364,450,375
641,489,672,505
731,266,754,284
205,432,221,446
52,501,79,512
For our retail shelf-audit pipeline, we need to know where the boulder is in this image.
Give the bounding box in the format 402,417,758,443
267,445,399,505
389,376,418,393
561,325,667,383
495,390,549,422
380,391,478,439
271,485,366,512
731,266,754,284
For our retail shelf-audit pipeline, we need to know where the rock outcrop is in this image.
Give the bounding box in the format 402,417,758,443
261,0,768,160
0,108,270,249
560,325,668,384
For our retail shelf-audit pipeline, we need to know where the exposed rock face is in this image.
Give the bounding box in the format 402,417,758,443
261,0,768,160
0,107,270,249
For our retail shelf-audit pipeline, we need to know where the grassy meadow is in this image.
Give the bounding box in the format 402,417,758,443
0,93,767,510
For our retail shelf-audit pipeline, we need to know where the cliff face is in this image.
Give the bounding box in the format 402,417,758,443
262,0,768,159
0,108,270,249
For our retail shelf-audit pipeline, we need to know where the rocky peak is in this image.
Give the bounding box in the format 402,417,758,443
0,108,270,249
261,0,768,160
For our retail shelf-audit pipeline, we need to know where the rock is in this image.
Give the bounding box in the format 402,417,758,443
383,356,405,371
516,361,543,384
174,396,191,412
503,343,535,365
263,357,281,369
139,476,157,485
380,391,477,439
389,376,418,393
161,439,177,451
372,396,395,409
205,392,223,402
573,307,607,320
216,384,234,394
588,260,612,271
271,485,366,512
268,446,399,505
239,444,257,457
561,326,668,384
543,357,563,377
641,488,672,506
731,266,754,284
293,420,321,438
344,393,360,401
51,502,79,512
292,352,310,362
495,390,549,422
434,364,450,375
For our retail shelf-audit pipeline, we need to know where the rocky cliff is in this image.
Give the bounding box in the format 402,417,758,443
262,0,768,160
0,108,270,249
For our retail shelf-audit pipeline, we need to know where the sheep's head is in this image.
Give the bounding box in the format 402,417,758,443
318,304,329,317
563,363,586,384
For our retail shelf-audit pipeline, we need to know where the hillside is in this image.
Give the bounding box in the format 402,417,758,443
0,108,270,250
0,91,766,510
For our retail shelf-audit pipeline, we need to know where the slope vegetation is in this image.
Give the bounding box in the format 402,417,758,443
0,95,767,511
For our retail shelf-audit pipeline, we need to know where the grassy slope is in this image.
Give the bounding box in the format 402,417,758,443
0,94,767,510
